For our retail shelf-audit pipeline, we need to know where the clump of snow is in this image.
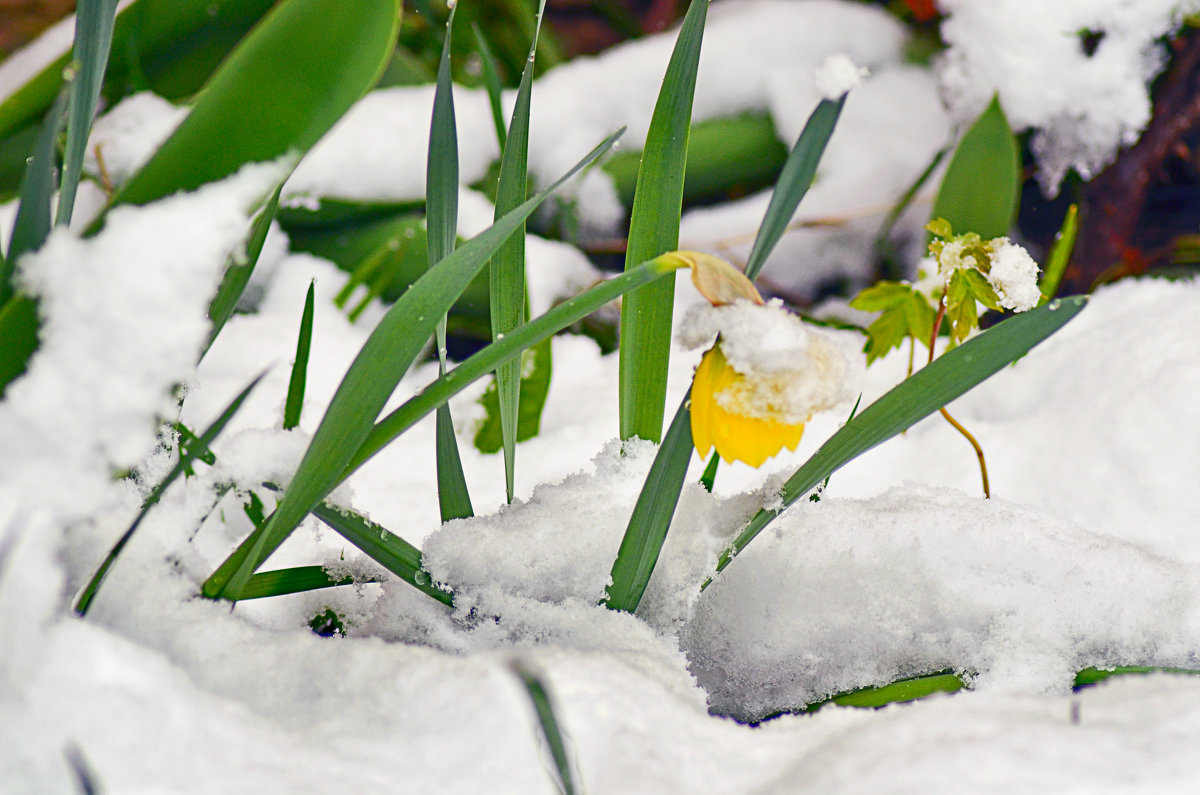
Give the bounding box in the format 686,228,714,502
84,92,188,185
986,238,1043,311
678,299,858,423
937,0,1200,194
814,54,868,99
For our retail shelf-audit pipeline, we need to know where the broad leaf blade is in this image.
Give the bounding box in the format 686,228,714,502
712,296,1088,578
103,0,401,213
932,95,1019,238
618,0,707,443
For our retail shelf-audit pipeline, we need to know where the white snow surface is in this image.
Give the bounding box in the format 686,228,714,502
5,0,1200,791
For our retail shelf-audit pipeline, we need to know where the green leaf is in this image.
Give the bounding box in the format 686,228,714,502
709,296,1089,581
699,451,719,493
74,370,266,616
472,22,508,151
101,0,401,215
862,304,911,364
962,267,1002,311
426,2,474,524
744,97,844,281
511,661,579,795
804,671,966,713
311,501,453,607
204,132,620,601
618,0,707,444
1040,203,1077,302
931,95,1020,239
474,337,553,453
283,280,315,430
848,281,913,313
0,293,40,398
903,292,936,351
350,255,673,476
235,566,359,600
945,270,980,343
490,0,546,502
603,396,693,613
57,0,119,228
1073,666,1200,690
203,180,285,358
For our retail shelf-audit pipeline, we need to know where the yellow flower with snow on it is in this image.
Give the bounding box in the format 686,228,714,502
690,342,806,467
678,288,854,468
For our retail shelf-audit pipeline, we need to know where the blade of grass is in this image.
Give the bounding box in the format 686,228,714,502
744,97,844,280
205,132,621,601
0,89,68,393
97,0,401,219
1073,665,1200,690
56,0,119,228
604,96,847,614
618,0,707,443
602,395,692,612
1040,203,1077,302
235,565,358,600
74,370,267,615
472,22,508,150
427,2,474,523
511,660,579,795
490,0,546,503
311,501,453,606
205,254,673,605
283,280,316,430
707,296,1088,583
203,179,285,357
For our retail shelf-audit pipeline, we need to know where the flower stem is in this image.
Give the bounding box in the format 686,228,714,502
928,296,991,498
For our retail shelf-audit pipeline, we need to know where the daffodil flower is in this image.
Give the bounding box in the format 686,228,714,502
665,251,853,468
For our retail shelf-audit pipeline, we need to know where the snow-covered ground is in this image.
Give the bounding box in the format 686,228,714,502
5,1,1200,791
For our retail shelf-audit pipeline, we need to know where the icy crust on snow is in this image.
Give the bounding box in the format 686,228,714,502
937,0,1200,195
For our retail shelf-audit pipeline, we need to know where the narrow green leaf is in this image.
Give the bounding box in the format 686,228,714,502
235,565,358,600
283,280,316,430
6,89,68,277
618,0,707,443
57,0,119,227
100,0,401,217
511,661,579,795
74,370,266,615
1040,203,1077,301
472,22,508,150
351,257,672,477
427,2,474,523
810,671,966,712
603,396,693,613
205,132,621,601
931,95,1020,239
490,0,546,503
311,501,453,607
203,180,285,357
0,293,40,398
699,451,719,492
744,97,844,280
709,297,1088,581
1073,665,1200,690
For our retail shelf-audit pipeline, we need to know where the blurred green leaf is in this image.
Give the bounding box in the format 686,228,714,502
1040,203,1077,301
619,0,708,444
511,661,579,795
931,95,1019,239
474,337,552,454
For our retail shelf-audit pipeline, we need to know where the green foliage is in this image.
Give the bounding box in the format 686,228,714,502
931,95,1020,239
850,281,934,363
283,281,316,431
474,338,553,454
1041,203,1078,301
618,0,708,444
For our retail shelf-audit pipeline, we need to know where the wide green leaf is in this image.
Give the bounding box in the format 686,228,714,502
710,296,1088,580
103,0,401,213
618,0,707,444
931,95,1019,239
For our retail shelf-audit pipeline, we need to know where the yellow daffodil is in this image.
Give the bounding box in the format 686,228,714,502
689,342,806,467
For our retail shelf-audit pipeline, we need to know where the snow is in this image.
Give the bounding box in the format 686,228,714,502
5,0,1200,791
813,54,868,99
